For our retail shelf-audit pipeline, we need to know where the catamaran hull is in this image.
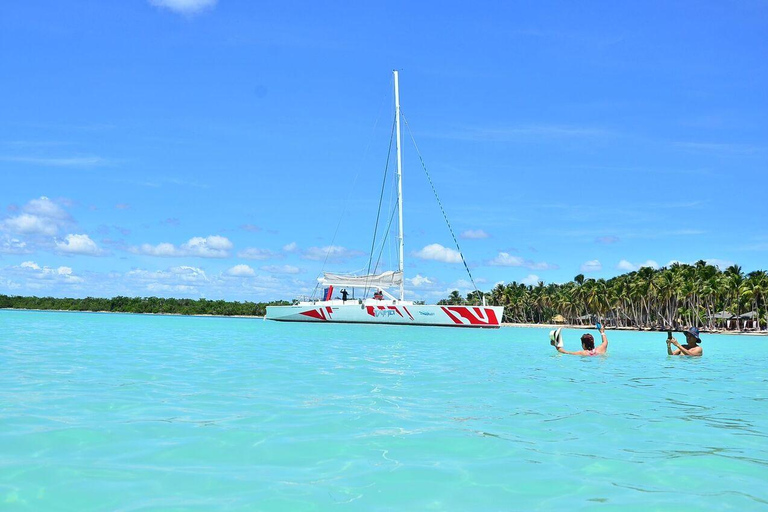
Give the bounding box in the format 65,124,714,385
265,304,504,328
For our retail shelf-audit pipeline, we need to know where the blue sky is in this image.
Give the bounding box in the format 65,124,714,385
1,0,766,302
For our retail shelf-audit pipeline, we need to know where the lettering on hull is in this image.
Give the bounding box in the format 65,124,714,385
366,305,412,320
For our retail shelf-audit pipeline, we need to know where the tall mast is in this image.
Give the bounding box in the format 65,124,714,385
394,70,404,302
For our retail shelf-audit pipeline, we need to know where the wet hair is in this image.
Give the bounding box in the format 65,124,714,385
581,333,595,351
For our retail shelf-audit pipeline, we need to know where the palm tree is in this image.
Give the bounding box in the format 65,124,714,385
725,265,745,329
743,270,767,330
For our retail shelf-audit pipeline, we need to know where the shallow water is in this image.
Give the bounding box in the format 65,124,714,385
2,309,767,510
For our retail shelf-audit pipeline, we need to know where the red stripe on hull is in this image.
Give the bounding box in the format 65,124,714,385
441,306,499,326
300,308,330,320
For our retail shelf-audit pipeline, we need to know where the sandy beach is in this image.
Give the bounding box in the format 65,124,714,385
4,307,766,335
502,322,768,336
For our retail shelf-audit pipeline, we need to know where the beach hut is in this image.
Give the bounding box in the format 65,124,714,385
571,314,595,325
551,314,566,324
738,311,759,330
711,310,735,330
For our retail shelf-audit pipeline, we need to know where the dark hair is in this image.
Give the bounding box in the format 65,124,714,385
581,333,595,350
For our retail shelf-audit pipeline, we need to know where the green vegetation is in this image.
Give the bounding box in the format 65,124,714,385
0,295,290,317
440,262,768,330
3,262,766,330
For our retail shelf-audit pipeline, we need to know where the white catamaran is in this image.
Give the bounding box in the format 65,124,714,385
266,71,503,328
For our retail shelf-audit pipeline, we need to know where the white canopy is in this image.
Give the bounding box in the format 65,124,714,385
319,270,403,289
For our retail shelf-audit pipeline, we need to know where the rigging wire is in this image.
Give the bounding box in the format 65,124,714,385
313,80,393,299
372,199,399,278
401,111,481,297
363,114,397,296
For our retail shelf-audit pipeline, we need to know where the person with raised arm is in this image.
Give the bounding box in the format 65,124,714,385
550,322,608,356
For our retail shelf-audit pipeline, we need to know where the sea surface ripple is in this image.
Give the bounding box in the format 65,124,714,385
2,310,767,511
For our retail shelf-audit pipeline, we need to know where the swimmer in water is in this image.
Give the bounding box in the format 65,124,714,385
667,326,702,356
553,322,608,356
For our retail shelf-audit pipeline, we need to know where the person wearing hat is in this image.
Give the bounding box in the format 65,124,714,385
667,327,703,356
551,323,608,356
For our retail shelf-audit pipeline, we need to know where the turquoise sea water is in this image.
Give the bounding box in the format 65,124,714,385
2,310,767,511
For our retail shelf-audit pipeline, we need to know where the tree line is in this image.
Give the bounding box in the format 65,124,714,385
3,261,765,330
439,262,767,331
0,294,290,317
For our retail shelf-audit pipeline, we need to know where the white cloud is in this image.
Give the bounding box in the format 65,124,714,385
261,265,300,274
55,234,103,256
147,283,199,294
580,259,602,272
116,264,303,300
521,274,540,286
460,229,490,239
489,252,524,267
617,259,659,272
409,274,433,287
414,243,462,263
0,235,29,254
227,264,256,277
488,252,558,270
131,235,233,258
2,213,59,236
126,266,208,290
183,235,232,257
148,0,217,14
302,245,362,262
170,266,207,281
15,260,83,283
237,247,276,260
25,196,70,219
283,242,298,252
134,242,180,257
0,278,21,290
1,196,72,236
705,258,734,270
528,261,559,270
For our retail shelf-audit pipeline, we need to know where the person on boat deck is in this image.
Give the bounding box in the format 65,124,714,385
373,290,384,300
340,289,348,302
554,323,608,356
667,326,703,356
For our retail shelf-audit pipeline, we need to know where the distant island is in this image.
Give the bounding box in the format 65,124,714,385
0,295,290,317
2,262,765,331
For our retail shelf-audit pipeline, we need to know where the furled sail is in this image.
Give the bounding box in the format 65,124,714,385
319,270,403,289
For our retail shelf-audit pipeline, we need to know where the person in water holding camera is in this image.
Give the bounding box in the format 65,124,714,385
550,322,608,356
667,327,702,356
